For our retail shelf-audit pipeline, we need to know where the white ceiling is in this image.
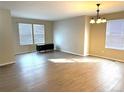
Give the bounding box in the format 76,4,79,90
0,1,124,20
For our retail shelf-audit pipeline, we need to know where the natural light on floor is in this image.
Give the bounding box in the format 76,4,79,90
48,57,112,63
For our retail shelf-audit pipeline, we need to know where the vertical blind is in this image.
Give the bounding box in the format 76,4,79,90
18,23,45,45
106,19,124,50
33,24,45,44
18,23,33,45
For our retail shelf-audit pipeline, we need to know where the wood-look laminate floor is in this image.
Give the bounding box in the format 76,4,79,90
0,51,124,92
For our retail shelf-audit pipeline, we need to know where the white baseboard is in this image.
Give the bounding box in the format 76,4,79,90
16,50,36,55
89,54,124,63
60,50,85,56
0,61,15,67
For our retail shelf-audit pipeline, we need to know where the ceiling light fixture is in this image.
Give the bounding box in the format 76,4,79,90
90,3,107,24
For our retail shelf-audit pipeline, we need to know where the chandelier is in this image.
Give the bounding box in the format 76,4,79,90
90,3,107,24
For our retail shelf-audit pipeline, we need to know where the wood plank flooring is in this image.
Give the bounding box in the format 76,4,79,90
0,51,124,92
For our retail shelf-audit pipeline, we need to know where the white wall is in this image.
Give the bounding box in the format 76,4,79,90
0,9,15,65
53,16,90,56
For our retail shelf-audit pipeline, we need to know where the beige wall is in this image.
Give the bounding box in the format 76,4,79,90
0,9,15,65
89,11,124,62
53,16,90,56
12,17,53,54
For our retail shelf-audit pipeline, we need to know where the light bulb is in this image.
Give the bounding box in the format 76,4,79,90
96,18,101,24
101,18,107,23
90,18,95,24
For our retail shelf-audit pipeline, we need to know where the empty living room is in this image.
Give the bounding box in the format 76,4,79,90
0,0,124,92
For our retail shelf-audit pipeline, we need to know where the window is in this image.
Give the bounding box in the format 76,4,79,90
18,23,33,45
33,24,45,44
106,19,124,50
18,23,45,45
